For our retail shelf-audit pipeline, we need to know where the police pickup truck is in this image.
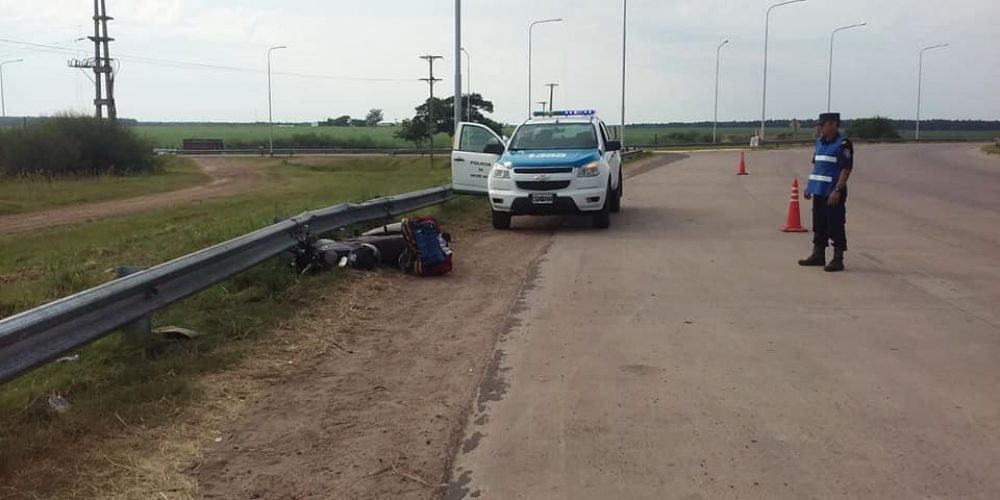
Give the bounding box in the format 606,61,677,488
451,110,623,229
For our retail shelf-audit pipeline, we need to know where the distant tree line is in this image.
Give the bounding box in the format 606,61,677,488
630,119,1000,131
318,109,384,128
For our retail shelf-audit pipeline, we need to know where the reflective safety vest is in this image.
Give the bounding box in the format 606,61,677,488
806,135,846,197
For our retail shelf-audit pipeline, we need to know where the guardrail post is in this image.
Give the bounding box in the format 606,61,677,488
116,266,153,354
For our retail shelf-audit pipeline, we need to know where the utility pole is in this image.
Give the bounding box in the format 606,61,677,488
546,83,558,112
69,0,116,119
420,55,443,162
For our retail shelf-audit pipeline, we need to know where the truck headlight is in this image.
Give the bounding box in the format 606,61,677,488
492,163,511,179
577,161,601,178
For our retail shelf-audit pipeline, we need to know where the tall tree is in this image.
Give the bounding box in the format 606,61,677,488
396,93,504,143
394,117,430,148
365,108,384,127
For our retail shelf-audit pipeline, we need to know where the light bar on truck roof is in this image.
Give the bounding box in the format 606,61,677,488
532,109,596,117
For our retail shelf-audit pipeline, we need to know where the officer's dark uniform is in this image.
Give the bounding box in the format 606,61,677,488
799,112,854,272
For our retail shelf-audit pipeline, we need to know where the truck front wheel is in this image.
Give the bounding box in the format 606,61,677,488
492,210,512,230
592,183,612,229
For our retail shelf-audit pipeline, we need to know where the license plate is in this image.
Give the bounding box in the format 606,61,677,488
530,193,555,204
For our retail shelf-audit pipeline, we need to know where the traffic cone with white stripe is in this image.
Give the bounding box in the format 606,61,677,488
737,151,749,175
781,178,808,233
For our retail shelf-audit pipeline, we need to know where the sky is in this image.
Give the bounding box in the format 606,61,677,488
0,0,997,125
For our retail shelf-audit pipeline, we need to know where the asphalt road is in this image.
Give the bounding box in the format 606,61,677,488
447,144,1000,499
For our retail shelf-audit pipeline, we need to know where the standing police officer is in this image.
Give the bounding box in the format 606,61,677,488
798,112,853,272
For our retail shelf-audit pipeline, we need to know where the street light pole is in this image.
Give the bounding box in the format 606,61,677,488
528,18,563,118
714,40,729,144
454,0,462,135
267,46,287,156
761,0,806,142
0,59,24,118
917,43,949,140
461,47,471,121
621,0,627,145
537,101,548,113
827,22,866,112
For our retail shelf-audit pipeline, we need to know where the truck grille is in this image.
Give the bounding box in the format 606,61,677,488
513,167,573,174
516,181,571,191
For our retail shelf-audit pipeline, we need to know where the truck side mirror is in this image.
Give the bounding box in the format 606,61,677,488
605,140,622,152
484,142,505,155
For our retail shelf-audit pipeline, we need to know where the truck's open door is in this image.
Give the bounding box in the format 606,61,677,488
451,122,505,195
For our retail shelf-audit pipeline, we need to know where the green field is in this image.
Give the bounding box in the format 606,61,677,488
0,157,207,216
133,123,452,149
0,154,487,497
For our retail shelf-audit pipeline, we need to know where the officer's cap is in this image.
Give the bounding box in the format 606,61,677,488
818,112,841,124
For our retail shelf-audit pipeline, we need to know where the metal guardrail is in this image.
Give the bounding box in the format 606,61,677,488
620,148,645,159
0,186,454,384
158,148,453,157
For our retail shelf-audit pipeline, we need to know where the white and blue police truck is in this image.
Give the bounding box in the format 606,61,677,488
451,110,623,229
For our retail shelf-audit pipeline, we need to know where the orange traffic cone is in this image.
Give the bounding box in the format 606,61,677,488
737,151,748,175
781,178,809,233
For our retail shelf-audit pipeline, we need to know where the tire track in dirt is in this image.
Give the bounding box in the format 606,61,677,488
0,157,266,237
193,220,558,500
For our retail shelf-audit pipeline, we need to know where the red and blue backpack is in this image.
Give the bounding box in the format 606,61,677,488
400,216,453,276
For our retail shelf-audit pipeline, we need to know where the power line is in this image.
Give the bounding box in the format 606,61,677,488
0,37,414,82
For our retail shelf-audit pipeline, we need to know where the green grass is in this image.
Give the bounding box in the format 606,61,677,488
0,155,487,497
133,123,452,150
984,144,1000,155
0,157,208,216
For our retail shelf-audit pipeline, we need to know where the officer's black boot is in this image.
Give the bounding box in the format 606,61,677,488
798,246,826,266
824,249,845,272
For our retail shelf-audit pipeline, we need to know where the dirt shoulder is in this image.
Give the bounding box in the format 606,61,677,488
191,220,556,499
0,157,265,237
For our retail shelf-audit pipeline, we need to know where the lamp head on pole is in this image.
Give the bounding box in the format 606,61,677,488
921,43,950,55
768,0,806,14
530,18,564,30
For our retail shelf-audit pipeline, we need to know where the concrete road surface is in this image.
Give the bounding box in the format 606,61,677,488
448,144,1000,500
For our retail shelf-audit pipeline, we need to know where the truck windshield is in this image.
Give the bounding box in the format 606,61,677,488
508,123,598,151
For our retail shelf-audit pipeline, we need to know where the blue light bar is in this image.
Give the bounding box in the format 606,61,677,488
532,109,597,117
